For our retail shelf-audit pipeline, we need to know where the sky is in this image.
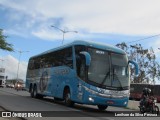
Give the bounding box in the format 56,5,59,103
0,0,160,83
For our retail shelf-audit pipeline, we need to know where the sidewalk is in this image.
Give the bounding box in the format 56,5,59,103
127,100,160,110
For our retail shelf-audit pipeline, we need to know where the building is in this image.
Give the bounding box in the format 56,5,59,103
0,68,6,88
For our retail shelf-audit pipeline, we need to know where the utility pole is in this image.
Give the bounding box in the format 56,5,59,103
16,50,29,81
51,26,78,44
0,59,4,68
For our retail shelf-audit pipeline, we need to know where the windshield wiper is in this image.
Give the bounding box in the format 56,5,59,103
112,73,124,90
100,71,110,87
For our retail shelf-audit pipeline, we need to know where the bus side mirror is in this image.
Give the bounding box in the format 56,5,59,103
128,60,139,76
80,51,91,66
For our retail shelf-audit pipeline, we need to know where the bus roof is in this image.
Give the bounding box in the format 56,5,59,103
31,40,126,59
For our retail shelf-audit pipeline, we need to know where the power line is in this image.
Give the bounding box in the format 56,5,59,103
127,34,160,44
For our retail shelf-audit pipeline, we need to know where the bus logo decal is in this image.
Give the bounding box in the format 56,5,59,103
39,71,48,92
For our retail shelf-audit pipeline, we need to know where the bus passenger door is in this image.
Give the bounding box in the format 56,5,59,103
77,78,84,102
76,55,86,102
74,45,87,102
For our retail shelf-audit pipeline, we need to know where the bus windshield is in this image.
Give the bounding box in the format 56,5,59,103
88,48,129,90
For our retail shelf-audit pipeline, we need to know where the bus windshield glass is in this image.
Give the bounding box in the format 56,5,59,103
88,48,129,90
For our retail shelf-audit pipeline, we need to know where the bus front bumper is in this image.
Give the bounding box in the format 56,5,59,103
84,89,129,107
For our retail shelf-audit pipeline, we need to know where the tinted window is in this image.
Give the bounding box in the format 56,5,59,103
75,45,86,80
28,58,36,70
53,47,73,68
28,47,73,70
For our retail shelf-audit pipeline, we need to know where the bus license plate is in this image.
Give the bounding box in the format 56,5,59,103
107,100,114,104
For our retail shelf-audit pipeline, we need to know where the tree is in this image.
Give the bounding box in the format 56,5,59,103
116,43,160,84
0,29,14,51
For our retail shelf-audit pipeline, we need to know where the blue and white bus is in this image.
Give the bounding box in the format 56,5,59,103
26,40,138,110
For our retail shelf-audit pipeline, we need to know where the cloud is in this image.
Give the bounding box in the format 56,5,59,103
4,29,28,38
2,55,28,81
32,29,61,40
1,0,160,40
1,0,160,84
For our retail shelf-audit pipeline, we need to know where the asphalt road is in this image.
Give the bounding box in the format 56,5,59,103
0,88,159,120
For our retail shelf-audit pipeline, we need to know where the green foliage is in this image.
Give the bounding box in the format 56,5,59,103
116,43,160,84
0,29,14,51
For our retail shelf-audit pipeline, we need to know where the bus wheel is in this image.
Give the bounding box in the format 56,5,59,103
32,85,37,98
97,105,108,111
31,87,34,98
36,94,43,99
64,89,74,107
54,97,63,101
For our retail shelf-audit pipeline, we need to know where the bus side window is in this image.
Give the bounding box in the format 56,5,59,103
63,47,73,68
28,59,35,70
34,58,41,69
50,47,73,68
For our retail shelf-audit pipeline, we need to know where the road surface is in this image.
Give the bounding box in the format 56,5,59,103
0,88,159,120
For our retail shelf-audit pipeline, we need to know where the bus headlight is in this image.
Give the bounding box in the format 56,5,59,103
89,97,94,102
154,99,157,103
124,101,127,105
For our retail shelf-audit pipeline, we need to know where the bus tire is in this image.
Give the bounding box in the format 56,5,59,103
30,86,34,98
64,88,74,107
36,94,43,99
97,105,108,111
54,97,63,101
31,85,43,99
32,85,37,98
